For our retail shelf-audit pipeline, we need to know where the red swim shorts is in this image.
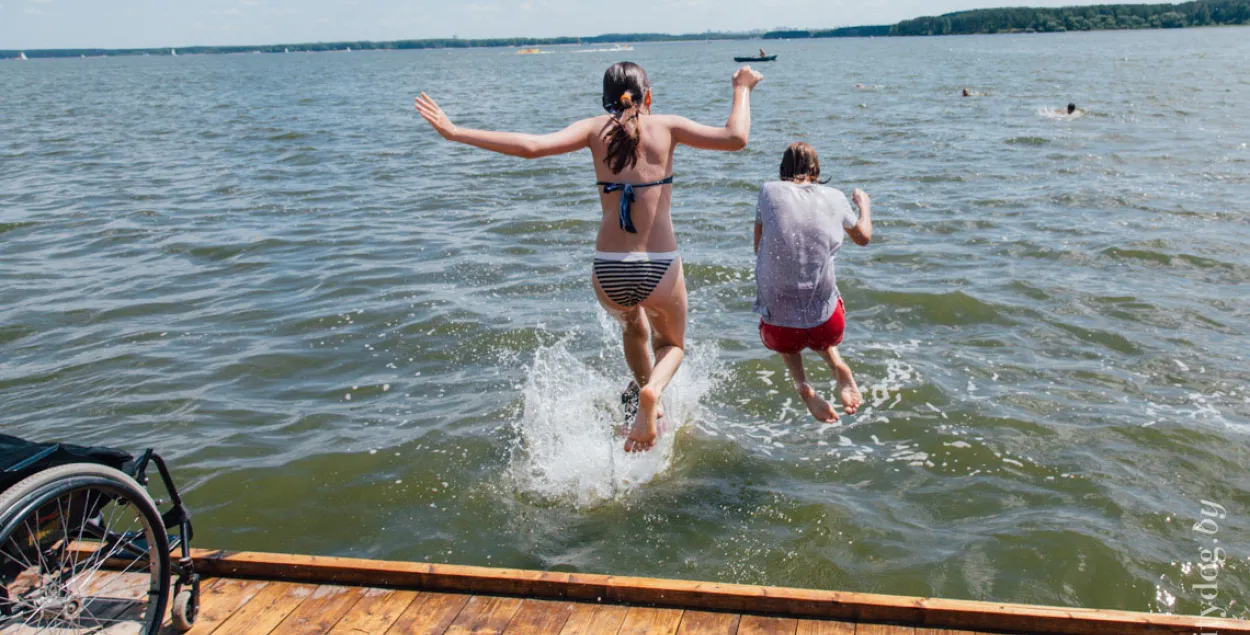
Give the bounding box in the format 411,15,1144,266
759,298,846,355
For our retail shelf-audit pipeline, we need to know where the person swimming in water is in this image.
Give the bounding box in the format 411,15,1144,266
1059,103,1078,115
753,142,872,423
415,62,764,452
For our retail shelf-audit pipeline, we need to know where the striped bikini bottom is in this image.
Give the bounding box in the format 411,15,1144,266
592,251,678,308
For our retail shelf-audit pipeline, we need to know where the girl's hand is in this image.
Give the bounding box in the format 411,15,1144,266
415,92,457,140
733,66,764,91
852,188,870,209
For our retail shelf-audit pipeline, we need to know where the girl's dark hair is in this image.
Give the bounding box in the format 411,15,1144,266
602,62,650,174
780,141,829,184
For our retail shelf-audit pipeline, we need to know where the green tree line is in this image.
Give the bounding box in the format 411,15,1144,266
1,32,754,59
891,0,1250,35
4,0,1248,59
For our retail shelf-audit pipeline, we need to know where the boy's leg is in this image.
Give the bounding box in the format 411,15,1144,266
779,352,839,423
816,346,863,415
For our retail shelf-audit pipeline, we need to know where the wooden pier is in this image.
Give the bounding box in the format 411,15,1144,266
99,549,1250,634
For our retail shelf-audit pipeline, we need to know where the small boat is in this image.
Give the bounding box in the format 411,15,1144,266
18,52,27,61
170,48,177,57
610,43,634,51
734,54,777,62
516,48,543,55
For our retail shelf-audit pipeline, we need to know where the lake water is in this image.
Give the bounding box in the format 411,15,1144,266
3,27,1249,617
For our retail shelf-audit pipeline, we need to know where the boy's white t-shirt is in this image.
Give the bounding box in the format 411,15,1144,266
754,181,858,329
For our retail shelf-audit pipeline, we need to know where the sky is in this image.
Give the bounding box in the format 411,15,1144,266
1,0,1120,50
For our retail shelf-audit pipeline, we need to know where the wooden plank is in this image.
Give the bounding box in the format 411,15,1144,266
0,571,150,634
269,585,366,634
95,572,160,635
504,599,578,634
87,570,152,600
857,625,915,635
617,607,685,635
212,582,316,635
675,610,740,635
737,615,798,635
185,578,271,635
328,588,421,634
444,596,525,635
386,592,472,635
794,620,855,635
79,547,1250,635
558,604,630,635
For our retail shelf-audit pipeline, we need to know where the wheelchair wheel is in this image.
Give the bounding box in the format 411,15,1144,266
0,463,170,634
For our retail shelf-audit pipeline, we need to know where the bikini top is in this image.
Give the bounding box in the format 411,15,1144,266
596,175,674,234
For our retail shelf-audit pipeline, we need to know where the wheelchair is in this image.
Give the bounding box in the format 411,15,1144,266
0,434,200,633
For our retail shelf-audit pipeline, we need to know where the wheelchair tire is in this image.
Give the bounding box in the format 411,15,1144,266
171,586,196,631
0,462,171,634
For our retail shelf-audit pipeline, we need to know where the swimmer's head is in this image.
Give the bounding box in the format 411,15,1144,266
602,62,650,115
1067,103,1077,114
602,62,651,173
780,141,828,185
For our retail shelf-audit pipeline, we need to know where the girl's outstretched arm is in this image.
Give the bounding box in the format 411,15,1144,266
671,66,763,152
415,93,593,159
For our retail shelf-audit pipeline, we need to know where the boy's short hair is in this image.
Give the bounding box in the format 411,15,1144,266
780,142,828,184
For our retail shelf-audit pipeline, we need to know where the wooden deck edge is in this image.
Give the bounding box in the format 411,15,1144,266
172,548,1249,635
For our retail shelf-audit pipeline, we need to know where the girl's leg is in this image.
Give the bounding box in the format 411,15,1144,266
815,346,863,415
779,351,838,423
593,277,653,388
625,259,688,452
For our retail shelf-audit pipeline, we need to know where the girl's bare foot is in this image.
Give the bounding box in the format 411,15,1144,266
797,382,839,423
626,386,661,452
835,365,863,414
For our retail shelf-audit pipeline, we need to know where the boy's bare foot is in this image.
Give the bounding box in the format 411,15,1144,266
835,365,863,415
797,382,839,423
626,386,660,452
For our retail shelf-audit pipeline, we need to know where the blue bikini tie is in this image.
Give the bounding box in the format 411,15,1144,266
597,175,674,234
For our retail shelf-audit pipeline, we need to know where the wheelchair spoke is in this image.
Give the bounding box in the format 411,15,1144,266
2,467,169,635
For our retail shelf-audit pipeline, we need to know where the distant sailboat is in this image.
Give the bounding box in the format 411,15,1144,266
18,52,28,61
345,46,351,52
284,47,290,53
170,48,177,57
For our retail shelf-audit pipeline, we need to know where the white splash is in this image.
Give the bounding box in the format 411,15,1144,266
1036,106,1084,120
507,317,720,507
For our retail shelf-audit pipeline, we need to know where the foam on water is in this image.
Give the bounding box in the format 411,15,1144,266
507,312,721,507
1036,106,1085,120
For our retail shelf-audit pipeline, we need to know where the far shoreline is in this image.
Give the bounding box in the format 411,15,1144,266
4,0,1248,60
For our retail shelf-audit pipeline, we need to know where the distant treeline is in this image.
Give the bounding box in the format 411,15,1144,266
0,32,755,60
891,0,1250,35
4,0,1250,59
763,25,893,39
